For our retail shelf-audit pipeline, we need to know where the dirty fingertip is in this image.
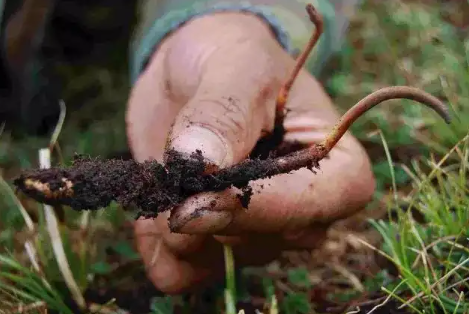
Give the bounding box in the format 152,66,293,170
169,194,234,234
168,125,233,168
169,207,233,234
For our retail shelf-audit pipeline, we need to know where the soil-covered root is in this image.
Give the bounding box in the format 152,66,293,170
13,145,324,217
13,150,206,217
14,153,172,214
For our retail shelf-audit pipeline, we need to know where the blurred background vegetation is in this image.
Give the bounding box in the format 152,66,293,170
0,0,468,313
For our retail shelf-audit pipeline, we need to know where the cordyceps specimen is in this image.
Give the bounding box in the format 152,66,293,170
13,4,451,220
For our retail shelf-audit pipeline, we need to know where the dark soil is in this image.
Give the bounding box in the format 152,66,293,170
248,119,306,160
55,262,415,314
335,293,414,314
51,271,166,314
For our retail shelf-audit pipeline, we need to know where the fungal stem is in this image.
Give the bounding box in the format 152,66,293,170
320,86,451,153
276,4,324,116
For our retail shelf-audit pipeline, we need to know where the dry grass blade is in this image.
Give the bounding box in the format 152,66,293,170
39,148,86,309
48,100,66,158
0,176,49,288
88,302,131,314
398,256,469,310
6,301,47,314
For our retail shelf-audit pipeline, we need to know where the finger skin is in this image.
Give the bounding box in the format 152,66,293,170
125,35,182,163
134,217,214,294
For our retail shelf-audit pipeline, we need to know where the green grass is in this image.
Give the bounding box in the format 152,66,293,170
365,133,469,313
0,0,468,313
319,1,469,312
327,1,468,148
0,254,74,314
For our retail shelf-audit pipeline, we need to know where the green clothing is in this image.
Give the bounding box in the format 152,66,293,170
131,0,362,84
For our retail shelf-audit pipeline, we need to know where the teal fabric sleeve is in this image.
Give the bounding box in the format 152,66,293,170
129,0,347,85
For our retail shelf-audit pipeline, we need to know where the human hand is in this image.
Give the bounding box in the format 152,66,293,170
125,11,375,294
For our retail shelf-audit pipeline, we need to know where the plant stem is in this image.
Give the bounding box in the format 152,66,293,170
39,148,86,309
276,4,324,116
0,174,51,288
224,244,237,314
321,86,451,153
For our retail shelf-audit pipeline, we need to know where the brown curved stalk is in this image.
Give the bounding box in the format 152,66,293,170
320,86,451,153
276,4,324,116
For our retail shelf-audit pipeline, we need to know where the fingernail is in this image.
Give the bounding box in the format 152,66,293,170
170,126,231,167
169,207,233,234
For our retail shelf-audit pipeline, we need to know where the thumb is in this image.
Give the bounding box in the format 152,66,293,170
167,50,280,168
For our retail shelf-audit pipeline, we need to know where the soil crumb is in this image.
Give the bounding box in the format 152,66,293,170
237,186,254,208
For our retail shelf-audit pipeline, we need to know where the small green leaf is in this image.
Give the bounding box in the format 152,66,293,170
90,261,112,274
287,267,311,288
150,296,174,314
112,241,139,259
282,292,312,314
